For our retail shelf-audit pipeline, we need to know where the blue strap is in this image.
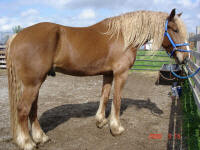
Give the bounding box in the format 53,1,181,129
168,49,191,57
170,48,176,57
165,20,168,31
165,32,176,48
176,49,191,52
170,65,200,79
175,43,189,47
164,20,200,79
166,48,176,57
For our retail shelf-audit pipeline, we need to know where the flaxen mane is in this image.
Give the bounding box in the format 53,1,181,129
105,11,187,51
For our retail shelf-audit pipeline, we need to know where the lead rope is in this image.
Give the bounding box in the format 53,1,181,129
169,55,200,79
170,64,200,79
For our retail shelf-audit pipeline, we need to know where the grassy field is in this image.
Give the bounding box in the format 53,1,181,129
132,50,175,70
181,79,200,150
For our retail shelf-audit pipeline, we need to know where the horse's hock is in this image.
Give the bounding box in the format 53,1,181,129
0,71,181,150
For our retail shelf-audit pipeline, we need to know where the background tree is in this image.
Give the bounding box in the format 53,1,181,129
12,25,23,33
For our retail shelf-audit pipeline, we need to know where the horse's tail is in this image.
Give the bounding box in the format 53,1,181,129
6,33,22,140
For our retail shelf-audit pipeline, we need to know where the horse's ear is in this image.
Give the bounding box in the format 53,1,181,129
177,12,182,17
169,8,176,21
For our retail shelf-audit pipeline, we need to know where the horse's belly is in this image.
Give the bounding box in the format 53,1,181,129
55,64,111,76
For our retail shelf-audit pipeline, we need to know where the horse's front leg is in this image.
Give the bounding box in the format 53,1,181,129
96,74,113,128
110,70,128,136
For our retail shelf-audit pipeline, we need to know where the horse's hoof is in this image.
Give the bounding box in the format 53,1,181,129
21,140,36,150
15,135,36,150
96,118,108,128
33,133,49,145
110,125,125,136
41,134,50,144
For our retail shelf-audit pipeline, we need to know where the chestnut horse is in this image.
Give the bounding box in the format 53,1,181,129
6,9,189,150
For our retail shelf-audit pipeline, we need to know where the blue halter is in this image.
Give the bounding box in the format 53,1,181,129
164,20,191,57
164,20,200,79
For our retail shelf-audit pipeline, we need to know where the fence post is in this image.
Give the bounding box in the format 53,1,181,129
0,45,6,69
196,26,200,65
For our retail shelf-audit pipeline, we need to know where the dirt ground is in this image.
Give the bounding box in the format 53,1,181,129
0,70,179,150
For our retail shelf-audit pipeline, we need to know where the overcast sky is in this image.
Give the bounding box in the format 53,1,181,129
0,0,199,33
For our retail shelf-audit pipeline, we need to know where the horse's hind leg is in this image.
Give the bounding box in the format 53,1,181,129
96,74,113,128
16,85,40,150
29,93,49,144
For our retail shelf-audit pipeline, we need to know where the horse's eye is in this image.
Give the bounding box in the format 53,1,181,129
174,29,178,33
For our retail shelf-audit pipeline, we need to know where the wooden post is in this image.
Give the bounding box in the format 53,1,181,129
196,26,200,65
197,26,200,51
0,46,6,69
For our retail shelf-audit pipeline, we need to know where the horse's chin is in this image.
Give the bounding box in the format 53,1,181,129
175,58,181,65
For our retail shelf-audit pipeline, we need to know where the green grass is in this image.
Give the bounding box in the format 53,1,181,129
132,50,175,70
181,79,200,150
